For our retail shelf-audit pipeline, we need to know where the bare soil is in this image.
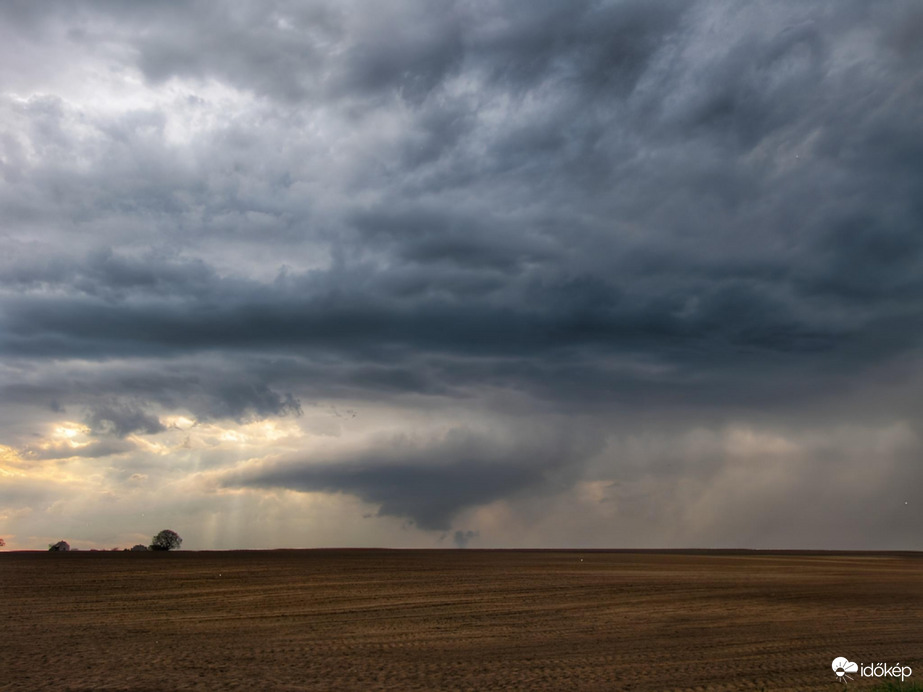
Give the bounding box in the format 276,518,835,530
2,550,921,691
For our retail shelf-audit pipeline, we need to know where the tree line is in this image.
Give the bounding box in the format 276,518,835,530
45,530,183,552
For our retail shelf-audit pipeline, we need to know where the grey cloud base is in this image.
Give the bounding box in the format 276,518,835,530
226,426,603,531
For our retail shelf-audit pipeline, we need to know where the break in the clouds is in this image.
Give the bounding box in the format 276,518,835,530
2,1,922,550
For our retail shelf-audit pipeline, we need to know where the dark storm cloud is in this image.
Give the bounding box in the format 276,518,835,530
14,0,679,106
468,0,686,95
2,0,923,544
1,1,919,379
0,246,903,408
0,357,304,437
227,426,603,530
86,402,165,438
0,4,918,382
208,382,303,420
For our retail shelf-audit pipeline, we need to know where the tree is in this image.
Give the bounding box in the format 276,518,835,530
0,538,5,547
150,529,182,551
130,544,149,551
48,540,70,552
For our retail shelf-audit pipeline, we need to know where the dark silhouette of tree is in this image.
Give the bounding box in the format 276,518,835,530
0,537,5,547
150,529,182,551
48,540,70,551
130,544,149,551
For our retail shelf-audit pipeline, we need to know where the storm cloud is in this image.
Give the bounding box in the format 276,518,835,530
1,1,922,549
227,425,604,531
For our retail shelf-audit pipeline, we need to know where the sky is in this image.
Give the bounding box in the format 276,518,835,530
1,1,922,550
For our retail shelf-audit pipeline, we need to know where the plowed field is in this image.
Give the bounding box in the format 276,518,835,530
2,550,921,691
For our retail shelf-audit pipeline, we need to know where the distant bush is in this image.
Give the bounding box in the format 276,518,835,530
150,529,182,551
0,537,5,547
130,544,149,551
48,541,70,552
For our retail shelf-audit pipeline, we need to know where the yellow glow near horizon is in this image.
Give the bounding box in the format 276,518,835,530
0,443,84,484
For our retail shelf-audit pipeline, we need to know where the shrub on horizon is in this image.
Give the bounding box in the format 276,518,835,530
48,540,70,552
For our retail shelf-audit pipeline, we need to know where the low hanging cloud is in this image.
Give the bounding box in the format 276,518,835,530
225,426,604,531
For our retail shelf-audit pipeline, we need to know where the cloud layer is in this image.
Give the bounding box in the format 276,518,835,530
1,1,922,549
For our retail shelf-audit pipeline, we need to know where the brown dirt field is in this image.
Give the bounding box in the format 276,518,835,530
2,550,921,691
